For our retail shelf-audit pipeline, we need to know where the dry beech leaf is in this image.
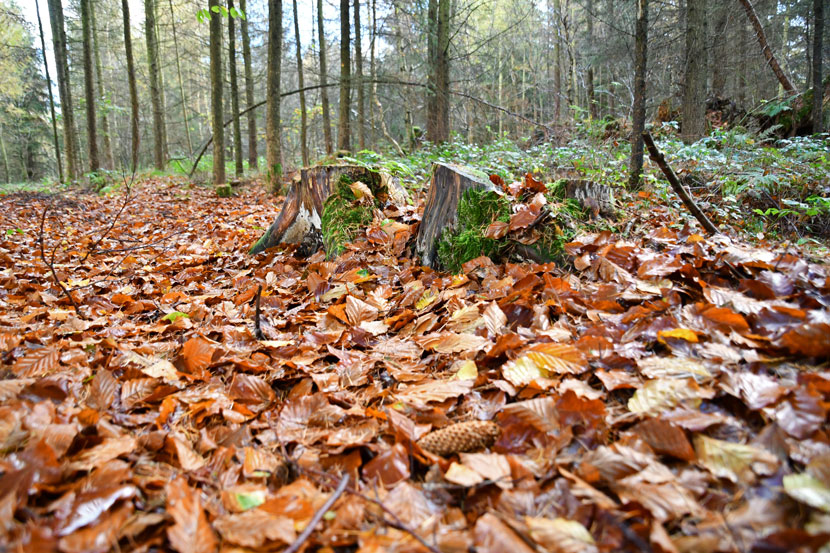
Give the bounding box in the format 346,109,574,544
526,516,598,553
166,476,217,553
12,347,59,378
345,294,379,325
633,418,695,461
474,513,536,553
213,509,296,547
69,436,137,471
628,378,710,414
694,435,778,483
180,337,216,374
395,379,474,409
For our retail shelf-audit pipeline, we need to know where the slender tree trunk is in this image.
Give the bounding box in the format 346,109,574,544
0,124,9,183
813,0,824,134
318,0,333,154
122,0,139,171
338,0,351,151
427,0,438,139
169,0,193,156
629,0,648,189
354,0,365,150
293,0,309,165
682,0,706,143
369,0,377,147
80,0,100,172
266,0,283,192
91,2,114,170
427,0,450,142
553,0,562,124
710,2,728,99
35,0,63,182
228,0,243,176
586,0,597,119
145,0,166,169
737,0,796,97
240,0,257,168
47,0,79,179
210,0,225,185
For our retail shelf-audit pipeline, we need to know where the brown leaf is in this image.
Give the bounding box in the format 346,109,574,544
165,476,217,553
213,509,295,548
69,436,137,472
474,513,536,553
778,323,830,358
484,221,509,239
345,294,379,325
58,503,132,553
12,347,59,378
632,418,695,461
180,337,216,375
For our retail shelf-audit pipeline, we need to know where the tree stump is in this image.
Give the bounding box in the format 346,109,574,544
415,162,497,268
250,164,407,256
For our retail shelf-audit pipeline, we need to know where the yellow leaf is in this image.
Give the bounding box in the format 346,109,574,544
694,435,778,483
525,516,597,553
628,378,704,414
657,328,699,344
502,356,549,387
784,473,830,513
453,360,478,380
415,289,438,311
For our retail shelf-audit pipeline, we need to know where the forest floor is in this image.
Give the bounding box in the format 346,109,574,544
2,132,830,552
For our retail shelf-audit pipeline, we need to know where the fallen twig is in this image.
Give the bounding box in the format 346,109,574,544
253,285,263,340
39,203,83,317
642,132,720,235
283,473,349,553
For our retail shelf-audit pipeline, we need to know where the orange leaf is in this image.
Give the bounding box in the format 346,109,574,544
12,347,59,378
166,477,217,553
180,337,216,374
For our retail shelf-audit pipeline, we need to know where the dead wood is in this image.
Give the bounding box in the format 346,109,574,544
643,131,720,235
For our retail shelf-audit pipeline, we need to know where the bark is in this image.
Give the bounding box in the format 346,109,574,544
293,0,309,166
80,0,100,172
0,124,8,183
813,0,824,134
338,0,352,151
427,0,438,137
266,0,283,192
47,0,79,179
586,0,597,119
209,0,225,185
710,2,728,98
250,165,407,255
553,0,562,124
169,0,194,157
90,3,113,170
318,0,333,154
426,0,450,142
369,0,377,146
416,163,497,268
228,0,243,176
35,0,63,182
122,0,140,172
354,0,365,150
145,0,166,169
240,0,257,169
681,0,707,143
628,0,648,189
737,0,796,97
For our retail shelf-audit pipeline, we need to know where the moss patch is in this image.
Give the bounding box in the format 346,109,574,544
321,175,378,258
437,187,586,272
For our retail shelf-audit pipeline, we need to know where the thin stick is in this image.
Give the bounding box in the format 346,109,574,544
253,284,263,340
283,473,349,553
642,132,720,235
39,203,82,317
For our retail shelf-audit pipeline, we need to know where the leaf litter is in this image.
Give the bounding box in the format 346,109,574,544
1,177,830,552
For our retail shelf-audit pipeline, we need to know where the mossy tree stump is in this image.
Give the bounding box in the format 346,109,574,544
250,164,407,256
415,163,497,268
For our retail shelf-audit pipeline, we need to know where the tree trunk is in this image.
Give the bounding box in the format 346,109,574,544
145,0,166,169
0,124,8,183
813,0,824,134
47,0,79,179
169,0,194,157
553,0,562,124
35,0,63,182
209,0,225,185
586,0,597,119
239,0,257,169
228,0,243,176
710,2,728,99
628,0,648,189
250,165,407,255
80,0,99,172
427,0,450,142
318,0,333,154
122,0,140,172
266,0,283,192
416,163,497,268
90,2,114,170
338,0,352,151
737,0,796,97
354,0,365,150
681,0,706,143
293,0,309,166
369,0,377,147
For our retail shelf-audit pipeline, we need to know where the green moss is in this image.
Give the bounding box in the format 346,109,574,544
437,188,585,272
437,188,511,273
321,174,377,258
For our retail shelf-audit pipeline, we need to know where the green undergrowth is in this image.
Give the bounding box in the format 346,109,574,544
437,186,585,273
321,174,379,257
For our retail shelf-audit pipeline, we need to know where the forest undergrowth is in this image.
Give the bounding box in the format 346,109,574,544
1,129,830,552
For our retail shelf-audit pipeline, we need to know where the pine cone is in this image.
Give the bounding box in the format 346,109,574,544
417,420,501,457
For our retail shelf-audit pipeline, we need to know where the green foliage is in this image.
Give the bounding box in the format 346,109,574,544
321,175,376,258
162,311,189,322
437,188,511,273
